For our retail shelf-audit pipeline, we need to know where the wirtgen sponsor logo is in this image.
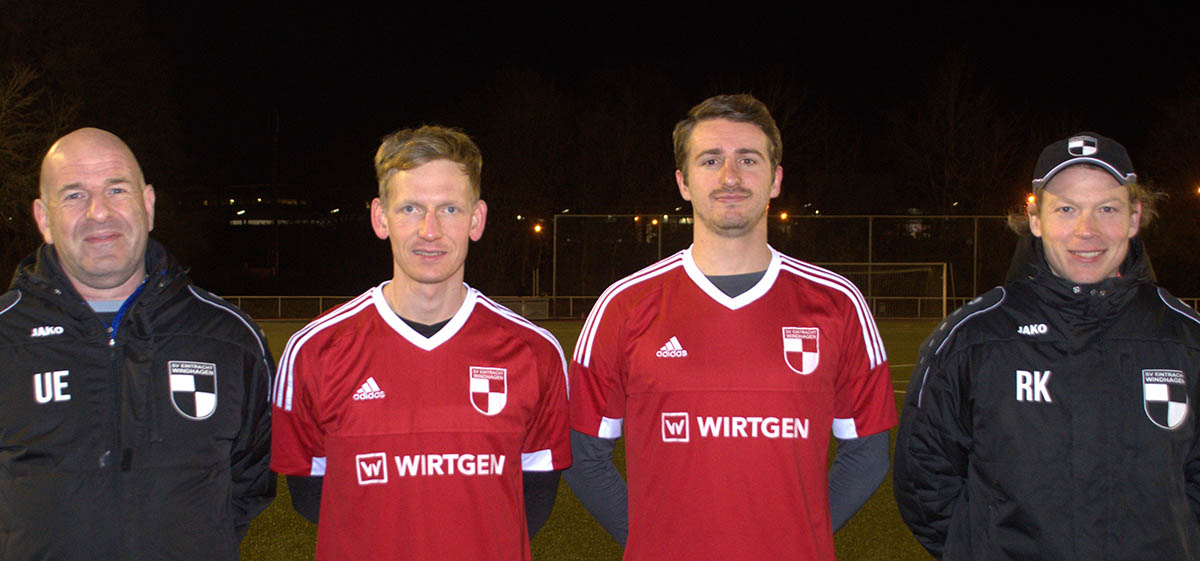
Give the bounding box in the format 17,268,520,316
354,451,507,485
660,411,810,442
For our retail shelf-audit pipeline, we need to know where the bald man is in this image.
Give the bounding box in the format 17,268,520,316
0,128,275,560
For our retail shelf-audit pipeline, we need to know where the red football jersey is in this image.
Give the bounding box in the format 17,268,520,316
271,284,570,561
570,247,896,561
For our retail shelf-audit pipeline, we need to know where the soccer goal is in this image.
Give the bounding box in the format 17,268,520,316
814,262,948,319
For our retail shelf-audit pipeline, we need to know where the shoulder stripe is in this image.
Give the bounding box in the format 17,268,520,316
187,286,271,373
778,257,887,368
0,290,20,317
274,289,375,410
1158,288,1200,329
917,287,1007,407
575,252,686,368
476,295,570,394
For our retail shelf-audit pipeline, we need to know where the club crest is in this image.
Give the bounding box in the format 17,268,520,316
782,327,819,375
1068,135,1098,156
169,361,218,420
470,366,507,416
1143,369,1189,430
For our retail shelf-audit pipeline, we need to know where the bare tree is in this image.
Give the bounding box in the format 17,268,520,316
0,64,77,275
888,49,1034,214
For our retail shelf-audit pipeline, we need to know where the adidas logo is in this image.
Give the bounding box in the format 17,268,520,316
656,336,688,358
353,377,386,401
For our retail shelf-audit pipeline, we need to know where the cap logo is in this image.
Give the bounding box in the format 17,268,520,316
1067,135,1098,156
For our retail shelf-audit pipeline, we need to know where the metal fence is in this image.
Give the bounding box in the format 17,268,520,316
223,294,1200,322
223,214,1197,321
551,214,1015,301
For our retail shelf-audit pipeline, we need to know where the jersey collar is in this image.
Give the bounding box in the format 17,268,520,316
371,282,478,351
681,245,781,310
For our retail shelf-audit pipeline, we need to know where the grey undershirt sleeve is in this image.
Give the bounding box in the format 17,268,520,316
562,430,628,545
523,470,561,537
828,430,890,530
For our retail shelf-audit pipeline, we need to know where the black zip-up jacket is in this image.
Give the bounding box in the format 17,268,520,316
894,236,1200,561
0,241,275,560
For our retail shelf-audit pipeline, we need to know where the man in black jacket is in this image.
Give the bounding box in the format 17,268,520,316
894,132,1200,560
0,128,275,560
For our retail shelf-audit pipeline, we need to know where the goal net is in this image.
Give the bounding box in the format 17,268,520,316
813,262,948,319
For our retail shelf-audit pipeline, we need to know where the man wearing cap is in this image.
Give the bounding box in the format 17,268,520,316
894,132,1200,560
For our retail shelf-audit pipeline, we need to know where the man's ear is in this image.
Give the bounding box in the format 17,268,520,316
33,199,53,244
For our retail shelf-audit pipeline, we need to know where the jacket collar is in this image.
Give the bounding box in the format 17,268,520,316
10,239,189,311
1005,234,1152,319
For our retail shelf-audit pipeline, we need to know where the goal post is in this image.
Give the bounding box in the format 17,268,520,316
814,262,948,319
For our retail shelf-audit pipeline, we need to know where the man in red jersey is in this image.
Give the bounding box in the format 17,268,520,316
565,94,896,560
270,125,570,560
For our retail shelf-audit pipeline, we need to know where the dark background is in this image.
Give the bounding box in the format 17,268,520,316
5,2,1200,298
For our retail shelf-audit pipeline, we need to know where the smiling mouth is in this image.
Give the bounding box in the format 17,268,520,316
413,249,446,257
1070,250,1104,259
84,232,122,244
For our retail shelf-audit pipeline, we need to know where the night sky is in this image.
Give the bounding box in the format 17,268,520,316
6,2,1200,294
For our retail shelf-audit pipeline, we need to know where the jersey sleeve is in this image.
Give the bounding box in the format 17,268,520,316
569,294,628,439
521,335,572,472
831,296,897,439
270,329,328,477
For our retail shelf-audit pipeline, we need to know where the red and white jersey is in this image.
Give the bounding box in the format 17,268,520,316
271,283,570,561
570,246,895,561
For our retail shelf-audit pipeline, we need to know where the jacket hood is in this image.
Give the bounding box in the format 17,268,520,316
1004,234,1154,320
10,239,189,303
1004,234,1155,287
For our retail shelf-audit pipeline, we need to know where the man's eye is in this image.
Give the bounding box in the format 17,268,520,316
401,205,416,214
444,206,459,215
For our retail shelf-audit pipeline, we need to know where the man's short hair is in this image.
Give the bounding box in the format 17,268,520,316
374,125,482,202
672,94,782,181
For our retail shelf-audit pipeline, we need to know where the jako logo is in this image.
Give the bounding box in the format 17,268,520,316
661,412,690,442
30,326,64,338
356,452,388,485
1017,323,1048,336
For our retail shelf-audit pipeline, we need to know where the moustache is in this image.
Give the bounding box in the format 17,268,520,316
710,187,753,198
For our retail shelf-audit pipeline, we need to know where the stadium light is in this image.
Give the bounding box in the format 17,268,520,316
651,218,659,226
533,224,543,234
780,212,789,221
236,209,246,216
634,216,640,222
517,214,524,220
1026,193,1036,205
330,208,340,214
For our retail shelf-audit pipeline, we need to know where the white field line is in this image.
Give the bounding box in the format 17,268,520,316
891,363,915,393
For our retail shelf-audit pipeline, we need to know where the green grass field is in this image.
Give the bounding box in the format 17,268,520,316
241,319,938,561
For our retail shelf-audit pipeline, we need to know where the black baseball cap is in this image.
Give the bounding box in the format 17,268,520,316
1032,131,1137,191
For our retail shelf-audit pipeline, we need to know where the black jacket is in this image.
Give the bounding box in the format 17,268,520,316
0,241,275,560
894,236,1200,561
